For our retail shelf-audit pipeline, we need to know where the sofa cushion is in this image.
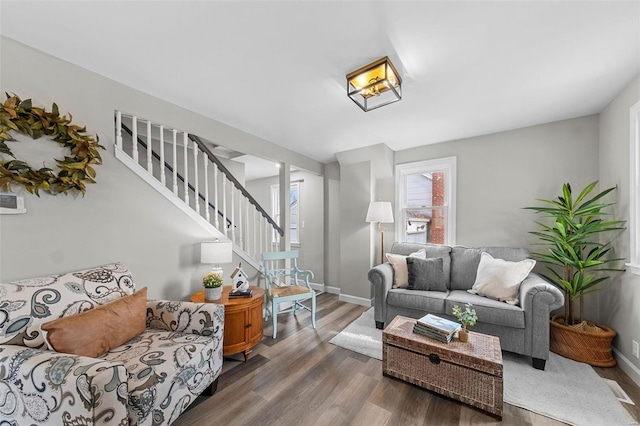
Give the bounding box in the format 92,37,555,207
407,257,446,292
390,243,452,288
0,263,135,348
469,253,535,305
445,290,525,329
386,288,448,314
450,246,531,290
42,288,147,358
101,328,216,425
386,249,426,288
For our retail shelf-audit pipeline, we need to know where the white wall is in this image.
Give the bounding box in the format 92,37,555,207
598,74,640,376
0,36,321,299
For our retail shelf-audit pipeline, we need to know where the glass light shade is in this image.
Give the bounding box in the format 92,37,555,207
366,201,394,223
347,56,402,112
200,240,233,264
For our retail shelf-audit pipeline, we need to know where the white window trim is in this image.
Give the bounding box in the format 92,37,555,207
270,181,301,246
627,100,640,275
395,156,457,245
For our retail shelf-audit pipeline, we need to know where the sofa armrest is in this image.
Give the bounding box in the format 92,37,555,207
0,345,128,425
368,263,394,326
519,273,564,311
146,300,224,337
519,273,565,360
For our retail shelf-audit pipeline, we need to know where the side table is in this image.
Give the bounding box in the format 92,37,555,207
191,285,264,361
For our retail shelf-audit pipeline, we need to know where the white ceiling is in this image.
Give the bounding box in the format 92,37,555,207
1,1,639,164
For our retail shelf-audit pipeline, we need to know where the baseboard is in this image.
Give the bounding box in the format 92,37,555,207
613,347,640,387
324,286,341,295
310,282,324,292
338,294,373,307
308,284,366,304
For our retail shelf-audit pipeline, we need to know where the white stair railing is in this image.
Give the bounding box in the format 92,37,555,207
114,111,283,270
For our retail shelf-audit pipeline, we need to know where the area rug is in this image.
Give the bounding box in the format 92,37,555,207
330,308,637,426
329,307,382,360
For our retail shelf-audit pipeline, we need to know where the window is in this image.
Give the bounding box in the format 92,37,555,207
396,157,456,245
628,100,640,274
271,181,300,245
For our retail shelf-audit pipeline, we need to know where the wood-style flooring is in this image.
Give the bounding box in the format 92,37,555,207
175,293,640,426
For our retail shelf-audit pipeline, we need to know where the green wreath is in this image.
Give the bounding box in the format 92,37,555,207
0,94,104,196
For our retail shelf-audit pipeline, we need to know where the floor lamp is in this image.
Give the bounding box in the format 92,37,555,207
366,201,394,265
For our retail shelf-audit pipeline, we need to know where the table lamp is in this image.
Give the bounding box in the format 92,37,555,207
200,239,233,277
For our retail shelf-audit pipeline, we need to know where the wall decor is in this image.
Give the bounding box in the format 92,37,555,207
0,94,104,196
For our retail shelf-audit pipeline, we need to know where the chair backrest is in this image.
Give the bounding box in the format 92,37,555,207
262,250,313,294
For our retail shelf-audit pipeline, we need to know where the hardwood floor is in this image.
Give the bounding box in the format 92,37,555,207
175,293,640,426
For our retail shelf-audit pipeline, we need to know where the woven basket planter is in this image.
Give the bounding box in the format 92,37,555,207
549,316,616,367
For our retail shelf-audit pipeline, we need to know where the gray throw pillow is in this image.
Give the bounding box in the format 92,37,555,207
406,257,446,292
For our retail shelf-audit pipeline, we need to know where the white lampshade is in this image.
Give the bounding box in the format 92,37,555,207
200,240,233,264
365,201,394,223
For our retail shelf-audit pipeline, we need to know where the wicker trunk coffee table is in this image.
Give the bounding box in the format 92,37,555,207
383,316,503,419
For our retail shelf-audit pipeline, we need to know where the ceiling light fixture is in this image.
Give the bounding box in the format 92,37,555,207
346,56,402,112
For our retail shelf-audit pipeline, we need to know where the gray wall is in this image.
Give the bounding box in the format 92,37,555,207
338,161,374,300
328,115,600,303
598,74,640,372
245,170,325,283
396,115,600,248
324,162,341,289
0,36,321,299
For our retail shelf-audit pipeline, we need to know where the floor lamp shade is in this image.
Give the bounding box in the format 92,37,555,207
366,201,394,265
366,201,394,224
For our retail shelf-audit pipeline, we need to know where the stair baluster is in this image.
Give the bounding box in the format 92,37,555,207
193,140,200,214
146,120,153,174
214,163,220,229
132,116,138,163
183,132,189,205
231,185,236,244
172,129,178,195
222,177,228,237
160,125,166,186
116,111,122,149
204,152,210,222
114,111,283,271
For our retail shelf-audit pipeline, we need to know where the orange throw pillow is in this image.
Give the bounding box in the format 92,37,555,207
42,287,147,358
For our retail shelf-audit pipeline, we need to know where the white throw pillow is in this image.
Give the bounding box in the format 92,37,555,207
469,252,536,305
386,249,427,288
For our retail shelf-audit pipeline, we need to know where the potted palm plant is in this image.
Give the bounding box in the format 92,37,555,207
203,272,224,301
452,303,477,343
526,181,625,366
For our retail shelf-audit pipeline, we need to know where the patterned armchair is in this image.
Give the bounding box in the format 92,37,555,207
0,263,224,425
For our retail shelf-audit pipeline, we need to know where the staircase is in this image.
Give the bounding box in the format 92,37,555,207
114,111,282,271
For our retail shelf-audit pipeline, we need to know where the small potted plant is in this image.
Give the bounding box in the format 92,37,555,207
203,272,224,301
452,303,477,343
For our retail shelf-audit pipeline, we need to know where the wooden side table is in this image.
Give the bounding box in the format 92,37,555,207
191,285,264,361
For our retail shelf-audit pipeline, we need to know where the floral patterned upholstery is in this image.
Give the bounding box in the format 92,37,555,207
0,263,224,425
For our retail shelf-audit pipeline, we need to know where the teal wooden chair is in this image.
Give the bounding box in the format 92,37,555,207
262,250,316,338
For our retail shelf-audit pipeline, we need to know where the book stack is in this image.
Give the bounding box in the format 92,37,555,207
229,289,253,298
413,314,461,344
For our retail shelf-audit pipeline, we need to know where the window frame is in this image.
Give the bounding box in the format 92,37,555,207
628,100,640,275
270,181,301,246
395,156,457,245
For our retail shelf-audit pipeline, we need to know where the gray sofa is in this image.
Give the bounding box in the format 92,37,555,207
368,242,564,370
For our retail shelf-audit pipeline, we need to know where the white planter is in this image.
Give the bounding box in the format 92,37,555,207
204,286,222,301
